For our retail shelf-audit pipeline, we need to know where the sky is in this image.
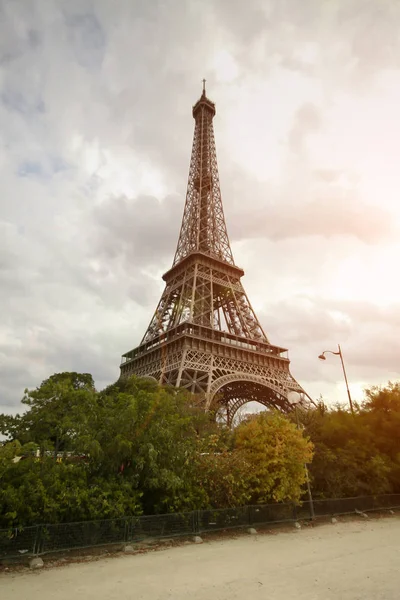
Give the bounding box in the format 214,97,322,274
1,0,400,415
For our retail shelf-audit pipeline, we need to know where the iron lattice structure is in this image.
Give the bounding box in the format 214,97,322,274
120,86,309,424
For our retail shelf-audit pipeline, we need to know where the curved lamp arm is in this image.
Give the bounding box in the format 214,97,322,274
318,349,340,360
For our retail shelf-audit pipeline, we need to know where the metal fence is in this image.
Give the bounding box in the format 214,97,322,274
1,494,400,560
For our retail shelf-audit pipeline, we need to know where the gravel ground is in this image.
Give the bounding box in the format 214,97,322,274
1,516,400,599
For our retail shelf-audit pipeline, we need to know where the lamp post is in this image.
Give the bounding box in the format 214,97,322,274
287,391,315,520
318,344,354,415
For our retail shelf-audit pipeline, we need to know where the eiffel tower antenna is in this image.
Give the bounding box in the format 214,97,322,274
120,86,310,424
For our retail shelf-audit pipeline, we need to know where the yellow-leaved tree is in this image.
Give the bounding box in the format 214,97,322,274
234,411,314,504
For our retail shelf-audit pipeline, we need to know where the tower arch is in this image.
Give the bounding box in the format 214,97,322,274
209,373,293,426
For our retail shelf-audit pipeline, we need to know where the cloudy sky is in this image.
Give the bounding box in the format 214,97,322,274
1,0,400,415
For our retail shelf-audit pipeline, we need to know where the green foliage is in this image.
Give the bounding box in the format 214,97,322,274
234,412,313,503
304,382,400,498
2,371,400,529
0,457,142,528
18,372,97,455
87,378,213,514
194,432,252,508
0,373,215,526
193,412,314,508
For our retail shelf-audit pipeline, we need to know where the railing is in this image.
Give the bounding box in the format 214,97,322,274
121,322,288,365
1,494,399,560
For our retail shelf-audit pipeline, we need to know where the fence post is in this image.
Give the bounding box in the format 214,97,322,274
192,511,196,536
247,505,253,527
124,518,129,543
292,503,298,522
33,525,42,556
195,510,202,535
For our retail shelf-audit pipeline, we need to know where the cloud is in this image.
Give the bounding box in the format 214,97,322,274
92,194,182,269
257,294,400,403
65,13,106,70
288,103,322,153
230,191,394,244
225,100,396,245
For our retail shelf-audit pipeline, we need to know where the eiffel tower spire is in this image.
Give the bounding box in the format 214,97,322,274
173,85,234,266
120,86,309,425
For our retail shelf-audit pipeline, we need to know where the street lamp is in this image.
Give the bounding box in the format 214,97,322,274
287,391,315,520
318,344,354,415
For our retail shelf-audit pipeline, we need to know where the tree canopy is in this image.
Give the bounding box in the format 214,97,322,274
2,373,400,530
0,372,313,528
300,382,400,499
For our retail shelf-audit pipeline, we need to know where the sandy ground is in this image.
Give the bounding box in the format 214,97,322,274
1,517,400,600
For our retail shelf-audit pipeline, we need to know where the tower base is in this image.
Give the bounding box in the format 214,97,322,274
120,323,307,425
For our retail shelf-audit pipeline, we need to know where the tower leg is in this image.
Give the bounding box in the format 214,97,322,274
176,349,187,388
205,355,214,410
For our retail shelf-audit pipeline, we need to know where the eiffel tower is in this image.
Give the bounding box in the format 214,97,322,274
120,83,309,424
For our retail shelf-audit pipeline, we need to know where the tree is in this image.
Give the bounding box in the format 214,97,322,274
362,382,400,492
0,373,217,525
0,456,142,528
234,411,313,504
91,377,214,513
193,432,251,508
16,372,97,457
303,391,397,498
364,381,400,414
6,368,400,529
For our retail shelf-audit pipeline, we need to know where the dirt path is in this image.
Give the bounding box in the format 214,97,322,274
2,517,400,599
